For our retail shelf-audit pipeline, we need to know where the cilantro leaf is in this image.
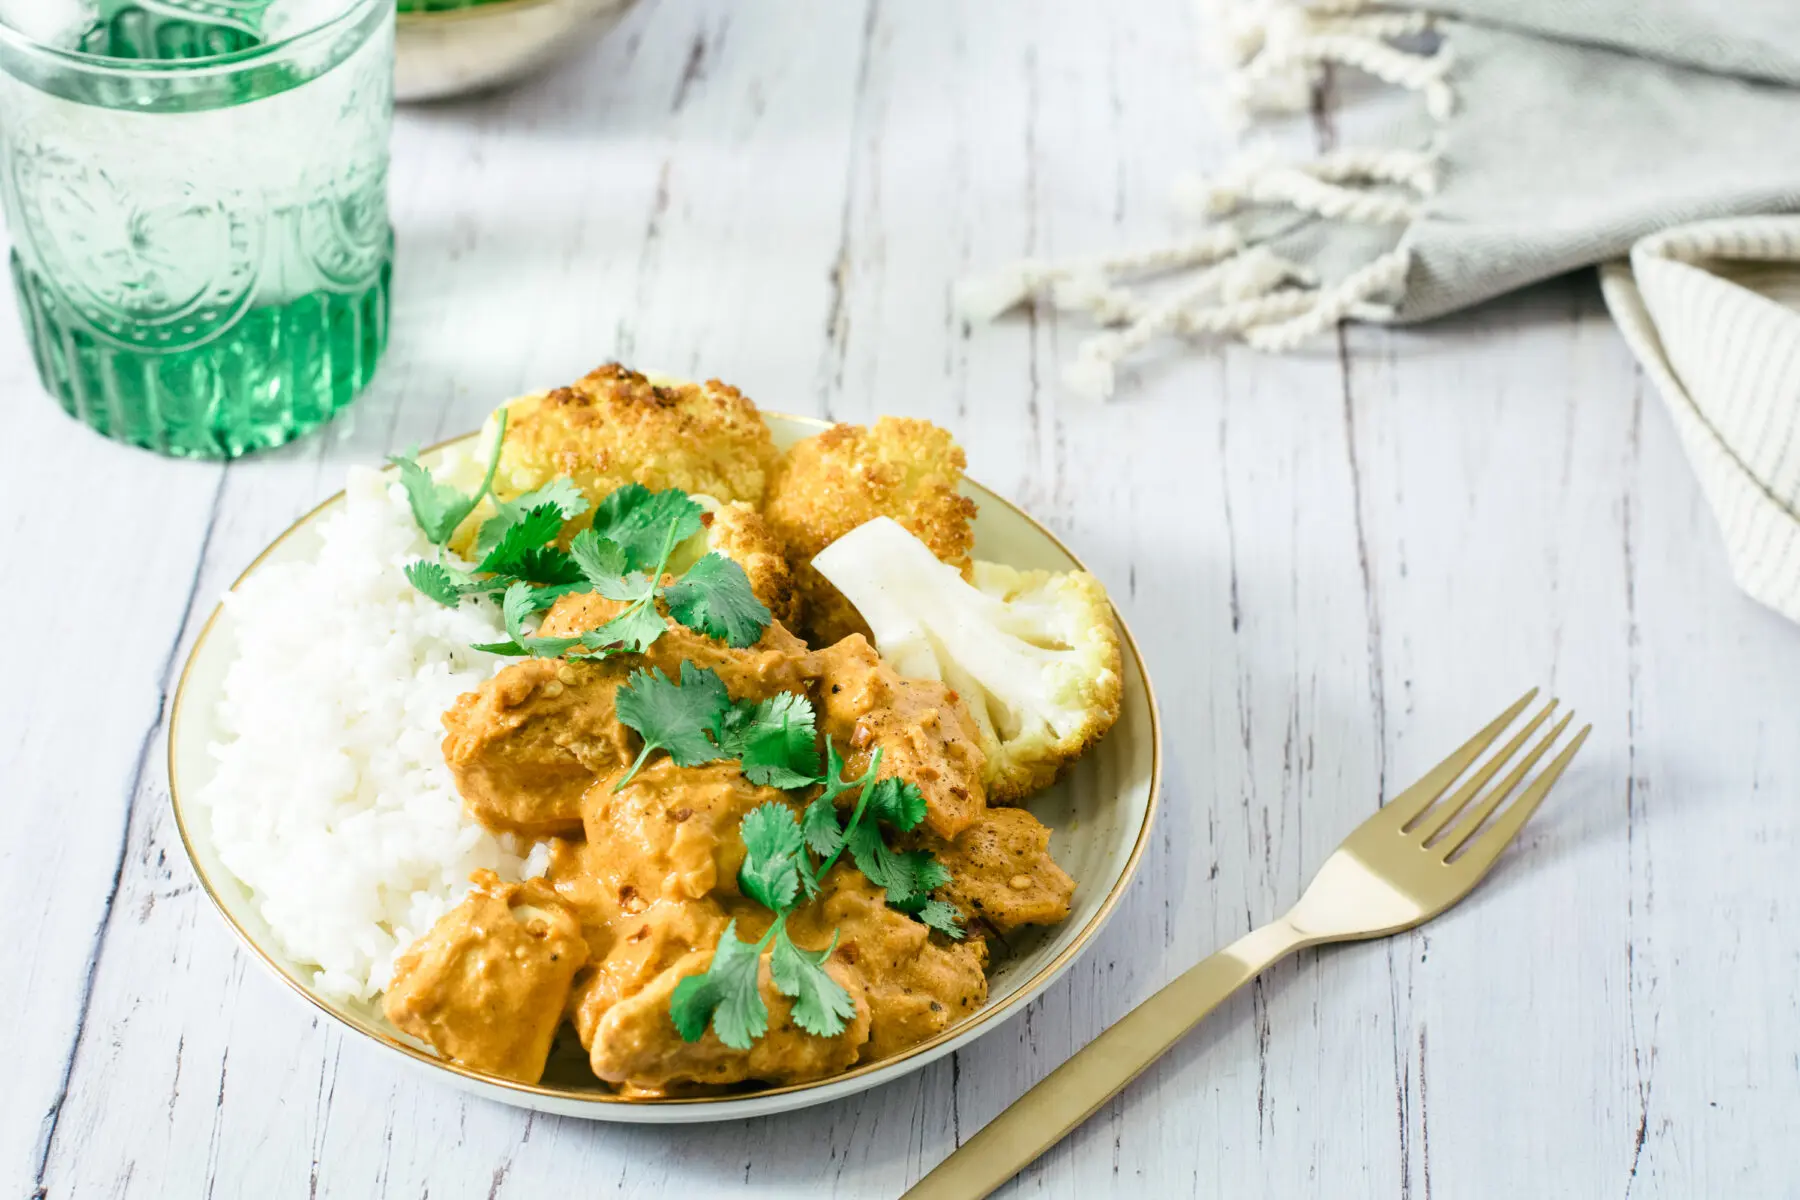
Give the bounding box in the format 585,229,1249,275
469,641,532,657
668,920,768,1049
613,663,733,788
474,478,589,555
909,898,966,940
664,553,772,648
472,581,586,658
507,546,586,587
738,802,806,911
387,454,474,547
595,602,668,654
591,484,704,572
387,409,508,548
475,503,567,576
860,777,928,834
569,528,629,592
404,560,465,608
718,692,819,789
770,926,856,1038
910,855,952,896
845,822,946,906
801,797,846,858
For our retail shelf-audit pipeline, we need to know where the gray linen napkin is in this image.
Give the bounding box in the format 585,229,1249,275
960,1,1800,399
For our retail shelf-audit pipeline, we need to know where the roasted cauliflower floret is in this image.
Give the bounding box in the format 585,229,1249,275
502,364,775,503
763,417,977,645
450,363,774,518
813,517,1122,803
676,497,800,631
441,365,778,555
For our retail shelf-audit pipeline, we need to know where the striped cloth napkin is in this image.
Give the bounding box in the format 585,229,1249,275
1603,218,1800,625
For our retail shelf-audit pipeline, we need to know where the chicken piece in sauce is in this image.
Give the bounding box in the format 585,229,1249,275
383,871,588,1084
440,656,636,836
808,869,989,1061
814,635,986,839
588,933,872,1092
910,807,1075,933
535,762,991,1091
542,759,779,969
544,760,866,1088
577,872,988,1090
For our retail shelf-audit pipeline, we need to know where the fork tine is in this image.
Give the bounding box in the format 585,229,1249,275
1411,698,1555,841
1410,700,1558,843
1436,710,1573,856
1382,688,1539,827
1450,722,1591,868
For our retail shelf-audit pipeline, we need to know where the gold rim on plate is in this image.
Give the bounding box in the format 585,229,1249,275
167,414,1163,1109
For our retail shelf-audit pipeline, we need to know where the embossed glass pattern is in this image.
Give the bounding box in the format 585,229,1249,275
0,0,393,458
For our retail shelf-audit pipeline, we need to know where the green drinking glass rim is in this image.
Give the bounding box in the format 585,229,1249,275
0,0,390,78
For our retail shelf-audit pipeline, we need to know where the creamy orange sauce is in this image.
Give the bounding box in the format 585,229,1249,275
391,612,1073,1093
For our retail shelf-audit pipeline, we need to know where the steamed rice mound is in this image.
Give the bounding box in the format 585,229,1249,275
198,469,521,1001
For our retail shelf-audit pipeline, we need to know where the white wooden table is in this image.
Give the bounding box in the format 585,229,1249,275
9,1,1800,1196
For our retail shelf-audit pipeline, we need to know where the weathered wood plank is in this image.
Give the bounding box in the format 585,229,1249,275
0,317,226,1194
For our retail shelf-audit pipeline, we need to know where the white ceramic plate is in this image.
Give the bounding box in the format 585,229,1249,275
169,413,1162,1123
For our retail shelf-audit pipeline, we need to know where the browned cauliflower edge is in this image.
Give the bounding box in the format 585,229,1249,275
441,364,779,555
762,416,977,646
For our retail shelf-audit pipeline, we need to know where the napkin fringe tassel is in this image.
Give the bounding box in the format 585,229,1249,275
956,0,1451,399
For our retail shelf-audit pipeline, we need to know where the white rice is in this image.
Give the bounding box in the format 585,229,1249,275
199,466,530,1002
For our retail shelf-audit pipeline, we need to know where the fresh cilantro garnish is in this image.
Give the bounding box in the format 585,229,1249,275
568,528,629,592
509,546,589,588
848,820,950,908
475,503,567,576
474,478,588,555
717,692,820,789
802,789,847,858
593,597,669,655
612,662,733,787
669,800,857,1050
568,491,693,654
802,757,962,937
472,581,615,658
771,925,857,1036
663,553,771,648
668,919,767,1046
668,732,965,1051
403,561,466,608
592,483,705,570
559,487,766,658
737,801,807,911
902,897,968,939
388,408,509,549
394,442,773,658
612,666,823,791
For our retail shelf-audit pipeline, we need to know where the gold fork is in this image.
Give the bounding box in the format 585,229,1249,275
906,689,1590,1200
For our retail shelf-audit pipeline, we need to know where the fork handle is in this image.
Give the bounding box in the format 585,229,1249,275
904,918,1314,1200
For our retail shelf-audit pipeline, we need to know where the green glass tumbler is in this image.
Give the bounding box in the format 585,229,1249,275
0,0,394,458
